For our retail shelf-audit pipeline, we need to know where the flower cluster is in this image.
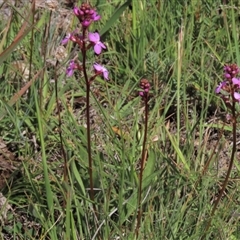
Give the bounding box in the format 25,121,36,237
61,3,108,81
139,79,150,98
215,64,240,104
73,3,100,28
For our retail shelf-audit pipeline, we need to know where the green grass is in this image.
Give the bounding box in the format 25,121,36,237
1,0,240,239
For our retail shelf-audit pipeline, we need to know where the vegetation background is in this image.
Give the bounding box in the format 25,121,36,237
0,0,240,239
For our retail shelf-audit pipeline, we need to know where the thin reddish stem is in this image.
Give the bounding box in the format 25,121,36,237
202,89,237,238
136,94,149,237
81,29,95,205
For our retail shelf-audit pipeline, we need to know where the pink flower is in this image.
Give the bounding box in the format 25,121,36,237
73,7,82,16
73,5,101,28
224,64,239,79
93,63,109,80
88,32,106,54
66,60,77,77
232,77,240,88
82,20,91,27
139,79,151,98
91,10,101,21
61,33,72,45
234,92,240,102
61,31,80,45
215,81,227,93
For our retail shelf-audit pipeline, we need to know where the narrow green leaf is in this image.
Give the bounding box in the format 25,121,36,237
165,127,190,172
142,150,156,182
100,0,132,36
0,20,34,66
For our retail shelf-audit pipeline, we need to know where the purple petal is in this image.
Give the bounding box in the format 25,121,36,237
67,68,74,77
234,92,240,102
224,73,231,79
89,32,100,42
101,65,107,72
89,9,94,15
94,63,102,71
224,66,231,72
103,70,109,80
61,38,69,45
232,77,240,88
61,33,71,45
215,81,226,93
82,20,91,27
66,61,76,77
98,42,106,49
73,7,84,16
73,7,81,16
93,63,109,80
94,44,102,54
92,11,101,21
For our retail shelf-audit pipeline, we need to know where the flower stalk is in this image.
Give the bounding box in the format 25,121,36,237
61,3,108,211
136,79,150,237
203,64,239,236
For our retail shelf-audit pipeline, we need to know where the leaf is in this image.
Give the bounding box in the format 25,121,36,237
0,2,36,66
124,189,138,224
114,96,139,119
142,150,156,183
0,69,43,121
71,160,86,196
100,0,132,37
165,127,190,173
